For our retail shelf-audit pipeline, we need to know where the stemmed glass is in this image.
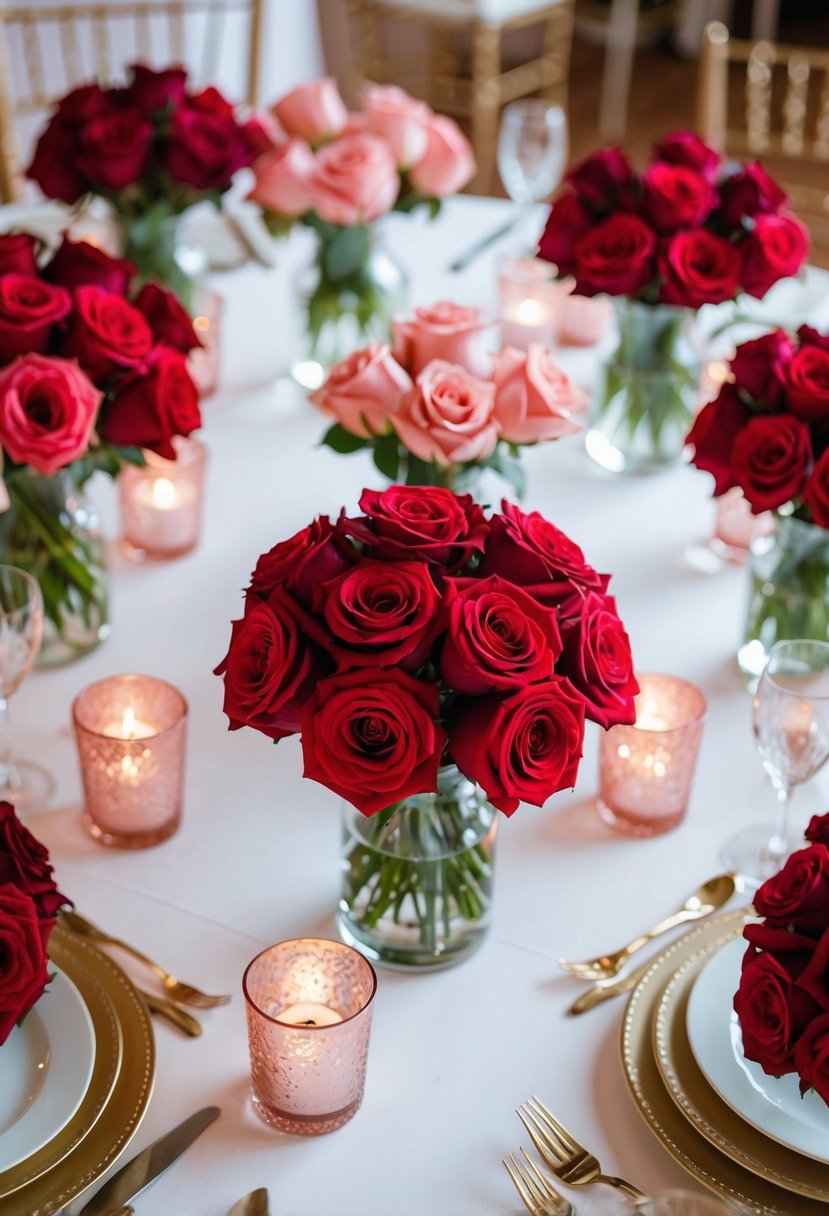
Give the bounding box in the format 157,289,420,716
0,565,53,813
723,638,829,882
497,99,568,247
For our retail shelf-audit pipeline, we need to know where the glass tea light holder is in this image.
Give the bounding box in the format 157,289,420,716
597,673,707,836
72,674,188,848
188,290,224,397
119,435,207,562
243,938,377,1136
498,256,571,350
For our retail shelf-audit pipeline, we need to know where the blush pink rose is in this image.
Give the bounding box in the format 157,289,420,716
310,132,399,225
361,85,429,169
0,353,101,475
272,77,348,145
247,138,315,217
492,345,585,444
310,343,412,438
409,114,476,197
393,359,498,467
392,301,491,378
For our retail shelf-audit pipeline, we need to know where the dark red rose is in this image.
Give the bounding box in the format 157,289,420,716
57,82,108,124
732,414,811,514
641,162,716,233
126,63,187,114
300,667,446,815
61,285,153,381
0,883,51,1046
537,194,592,276
658,229,742,307
741,213,810,299
686,384,750,496
754,843,829,934
26,84,107,203
783,345,829,423
720,162,787,226
102,346,201,458
440,575,562,695
0,274,71,361
566,147,634,209
557,591,639,729
0,802,68,921
798,325,829,354
133,284,201,353
742,920,818,958
654,130,721,182
806,812,829,846
313,559,444,670
448,676,585,816
164,88,252,191
248,516,353,609
794,927,829,1013
729,329,794,408
0,234,38,277
572,214,657,298
794,1012,829,1102
734,945,820,1075
77,104,153,191
338,485,489,571
45,237,135,296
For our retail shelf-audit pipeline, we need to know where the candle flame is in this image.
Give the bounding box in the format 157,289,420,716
152,477,177,509
516,299,547,326
121,706,137,740
193,315,210,333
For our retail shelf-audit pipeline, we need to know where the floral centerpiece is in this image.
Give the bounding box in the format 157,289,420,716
537,130,809,472
247,79,475,379
27,63,258,309
216,484,637,969
687,326,829,678
0,232,201,664
313,299,585,498
0,802,68,1045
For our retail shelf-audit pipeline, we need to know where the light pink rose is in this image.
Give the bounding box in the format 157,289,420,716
492,345,585,444
0,354,101,475
393,359,498,467
310,132,399,225
247,138,315,217
272,77,348,145
310,344,412,438
392,301,491,378
409,114,476,197
361,85,430,169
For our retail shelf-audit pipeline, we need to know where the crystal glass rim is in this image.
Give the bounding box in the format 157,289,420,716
242,937,378,1028
0,562,43,618
629,672,707,735
71,673,189,738
501,98,566,128
762,638,829,698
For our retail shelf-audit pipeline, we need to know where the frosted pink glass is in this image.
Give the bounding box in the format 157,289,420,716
712,487,772,562
243,938,376,1136
187,290,223,397
72,674,188,848
498,256,569,350
597,673,706,836
119,436,207,562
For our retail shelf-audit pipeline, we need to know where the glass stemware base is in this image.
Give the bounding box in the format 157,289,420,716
0,759,56,816
721,820,799,884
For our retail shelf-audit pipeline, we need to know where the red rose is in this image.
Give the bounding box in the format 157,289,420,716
448,676,585,816
77,104,153,191
798,325,829,354
654,131,721,182
0,353,101,475
783,345,829,423
102,346,201,459
729,330,794,408
216,591,329,740
0,883,51,1046
732,414,811,514
0,802,67,921
557,591,639,728
686,385,750,496
300,667,446,815
754,843,829,934
793,927,829,1013
741,213,810,299
794,1013,829,1102
338,485,489,571
0,274,71,361
566,147,634,208
45,237,135,296
734,945,820,1075
572,214,657,298
61,285,153,381
133,284,201,353
537,194,592,276
641,162,716,233
806,812,829,846
720,162,787,226
126,63,188,114
165,89,252,191
658,229,742,307
26,84,107,203
248,516,353,609
313,559,444,670
440,575,562,695
0,234,38,277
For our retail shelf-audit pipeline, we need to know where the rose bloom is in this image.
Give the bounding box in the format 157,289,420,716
793,925,829,1013
0,233,38,278
741,213,810,299
753,842,829,935
537,194,592,277
658,229,742,307
0,883,51,1046
641,162,717,233
165,88,253,191
45,237,135,296
478,500,604,608
408,114,476,198
557,591,639,728
26,83,108,204
732,414,812,514
339,484,489,570
572,214,657,298
248,515,353,608
310,131,399,225
392,301,491,378
0,274,71,361
0,353,101,475
806,812,829,846
0,802,67,921
61,285,153,381
795,1013,829,1103
133,284,201,353
310,343,412,438
247,138,315,218
686,384,750,496
102,347,201,460
394,359,499,467
76,104,153,191
566,147,634,207
734,943,819,1075
361,84,429,169
782,344,829,423
125,63,187,114
492,345,584,444
720,161,787,226
729,329,794,408
654,131,721,182
273,77,348,145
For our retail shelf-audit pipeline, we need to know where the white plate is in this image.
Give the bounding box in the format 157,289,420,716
687,935,829,1163
0,966,96,1171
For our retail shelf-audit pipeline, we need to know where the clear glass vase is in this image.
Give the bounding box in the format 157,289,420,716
0,471,109,666
338,764,497,971
738,513,829,682
585,298,701,473
121,213,207,315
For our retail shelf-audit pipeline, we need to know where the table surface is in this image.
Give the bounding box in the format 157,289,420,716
20,195,829,1216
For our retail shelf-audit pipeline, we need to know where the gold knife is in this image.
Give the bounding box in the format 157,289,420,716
567,956,655,1016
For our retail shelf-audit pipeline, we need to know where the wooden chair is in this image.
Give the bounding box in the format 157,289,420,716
0,0,265,203
343,0,575,195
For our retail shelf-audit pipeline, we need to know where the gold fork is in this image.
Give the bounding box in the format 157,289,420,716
503,1148,574,1216
517,1096,645,1200
60,908,232,1008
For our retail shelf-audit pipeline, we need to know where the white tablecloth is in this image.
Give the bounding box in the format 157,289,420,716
21,196,829,1215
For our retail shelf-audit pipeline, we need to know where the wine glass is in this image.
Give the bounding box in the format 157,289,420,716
723,638,829,882
0,565,54,814
497,99,568,247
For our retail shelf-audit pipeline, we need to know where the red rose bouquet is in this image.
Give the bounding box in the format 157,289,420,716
537,130,809,472
734,812,829,1106
0,232,201,662
216,485,637,967
0,801,69,1045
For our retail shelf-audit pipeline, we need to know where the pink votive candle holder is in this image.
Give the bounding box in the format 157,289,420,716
187,290,224,397
498,256,570,350
119,435,207,562
72,674,188,848
597,673,707,836
243,938,377,1136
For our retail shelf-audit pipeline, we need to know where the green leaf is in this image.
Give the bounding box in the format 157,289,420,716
323,225,370,282
320,423,367,455
373,432,401,481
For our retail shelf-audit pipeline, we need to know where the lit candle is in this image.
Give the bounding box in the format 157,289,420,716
498,256,564,350
119,437,207,561
102,706,157,740
276,1002,344,1027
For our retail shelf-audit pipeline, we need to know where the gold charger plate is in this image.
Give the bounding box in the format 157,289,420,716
621,908,829,1215
0,924,155,1216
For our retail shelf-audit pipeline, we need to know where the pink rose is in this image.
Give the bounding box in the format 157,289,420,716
273,77,348,145
492,345,584,444
393,359,498,467
247,138,315,218
310,343,412,438
0,353,101,475
361,85,429,169
310,132,399,225
392,301,491,378
408,114,476,198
